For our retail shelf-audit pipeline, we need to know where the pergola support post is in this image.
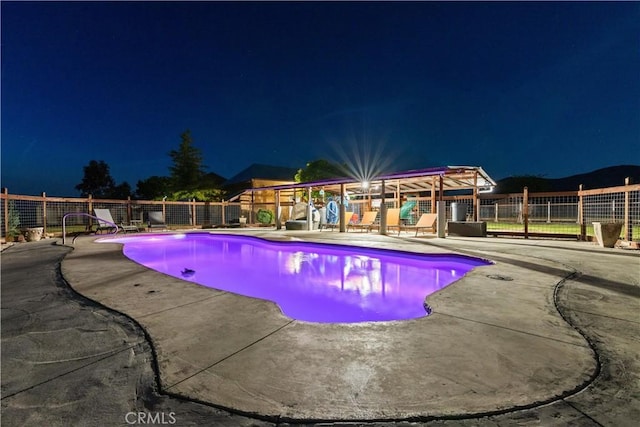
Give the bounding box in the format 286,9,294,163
339,183,346,232
473,171,479,221
275,190,281,230
307,187,313,231
379,180,387,235
437,175,446,238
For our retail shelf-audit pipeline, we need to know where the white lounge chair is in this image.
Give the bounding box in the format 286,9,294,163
93,208,138,234
147,211,168,230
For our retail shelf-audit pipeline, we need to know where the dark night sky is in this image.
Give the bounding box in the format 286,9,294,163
2,1,639,196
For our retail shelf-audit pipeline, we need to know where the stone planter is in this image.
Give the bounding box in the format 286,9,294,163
24,227,44,242
592,222,623,248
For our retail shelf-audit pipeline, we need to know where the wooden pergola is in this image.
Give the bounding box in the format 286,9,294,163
246,165,496,235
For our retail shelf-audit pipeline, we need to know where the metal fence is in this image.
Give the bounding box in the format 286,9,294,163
580,183,639,242
2,180,639,242
476,181,639,240
479,191,582,236
0,190,248,239
480,193,579,224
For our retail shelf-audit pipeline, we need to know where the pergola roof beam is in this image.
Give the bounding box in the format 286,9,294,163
246,166,496,195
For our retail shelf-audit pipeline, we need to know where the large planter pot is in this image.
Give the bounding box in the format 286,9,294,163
592,222,623,248
24,227,44,242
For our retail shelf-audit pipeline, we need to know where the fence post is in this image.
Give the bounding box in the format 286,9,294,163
523,187,529,239
88,195,93,230
192,199,196,227
494,202,498,222
547,201,551,223
624,177,631,241
578,184,586,241
3,188,8,239
221,201,226,225
42,192,48,236
127,196,132,223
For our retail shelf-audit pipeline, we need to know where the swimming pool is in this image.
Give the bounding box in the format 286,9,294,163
98,233,490,323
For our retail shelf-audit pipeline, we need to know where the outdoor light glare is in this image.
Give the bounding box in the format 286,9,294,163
362,181,370,189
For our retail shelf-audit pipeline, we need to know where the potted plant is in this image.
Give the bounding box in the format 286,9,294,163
592,221,624,248
24,227,44,242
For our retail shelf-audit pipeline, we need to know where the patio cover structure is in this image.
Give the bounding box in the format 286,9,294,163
245,166,496,235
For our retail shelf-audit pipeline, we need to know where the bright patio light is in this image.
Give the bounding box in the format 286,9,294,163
330,134,396,186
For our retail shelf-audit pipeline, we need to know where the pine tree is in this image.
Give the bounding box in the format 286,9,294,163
168,130,206,192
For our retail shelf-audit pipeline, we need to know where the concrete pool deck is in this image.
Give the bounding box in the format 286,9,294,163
2,230,639,425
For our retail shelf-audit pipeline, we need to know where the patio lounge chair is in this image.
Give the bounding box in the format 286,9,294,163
385,208,401,235
147,211,168,230
93,208,138,234
349,211,378,232
325,210,354,231
407,213,437,236
343,211,354,230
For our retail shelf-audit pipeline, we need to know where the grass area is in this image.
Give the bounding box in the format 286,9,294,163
46,225,92,236
486,221,639,238
486,222,580,234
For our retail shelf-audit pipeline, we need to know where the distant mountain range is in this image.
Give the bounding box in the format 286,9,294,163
495,165,640,193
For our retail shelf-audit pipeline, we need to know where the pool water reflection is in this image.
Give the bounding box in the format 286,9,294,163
99,233,490,323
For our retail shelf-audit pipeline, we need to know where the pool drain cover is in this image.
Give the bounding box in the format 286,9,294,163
487,274,513,281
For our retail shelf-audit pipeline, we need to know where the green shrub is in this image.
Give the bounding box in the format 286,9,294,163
256,209,274,224
7,201,20,238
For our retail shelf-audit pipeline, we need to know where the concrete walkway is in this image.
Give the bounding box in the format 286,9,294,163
1,231,639,426
1,240,270,427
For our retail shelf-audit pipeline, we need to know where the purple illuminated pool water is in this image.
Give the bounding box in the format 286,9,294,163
98,233,490,323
